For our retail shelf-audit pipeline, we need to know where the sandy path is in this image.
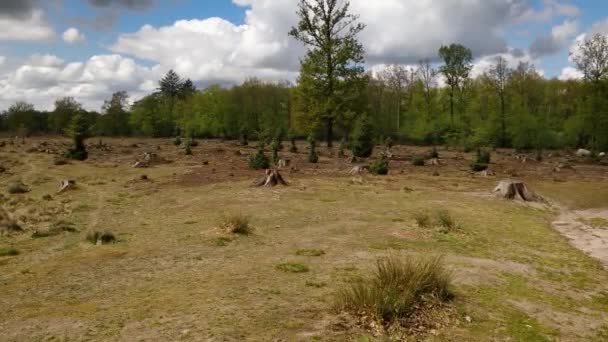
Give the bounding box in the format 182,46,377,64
553,208,608,269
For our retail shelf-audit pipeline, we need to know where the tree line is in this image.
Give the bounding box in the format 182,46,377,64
1,0,607,152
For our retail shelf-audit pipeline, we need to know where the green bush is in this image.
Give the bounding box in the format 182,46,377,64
369,158,389,175
470,148,491,171
335,256,452,322
411,155,425,166
239,127,249,146
249,144,270,170
351,115,374,158
173,136,182,146
436,210,457,232
385,137,394,149
64,112,89,161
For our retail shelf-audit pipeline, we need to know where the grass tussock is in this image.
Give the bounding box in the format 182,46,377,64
276,262,310,273
0,247,19,256
220,214,252,235
436,210,457,232
413,212,431,228
296,249,325,257
335,255,453,323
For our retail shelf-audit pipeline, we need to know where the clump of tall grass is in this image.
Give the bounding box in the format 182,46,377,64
335,255,453,323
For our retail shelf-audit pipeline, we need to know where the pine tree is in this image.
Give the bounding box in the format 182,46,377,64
351,115,374,158
64,112,89,161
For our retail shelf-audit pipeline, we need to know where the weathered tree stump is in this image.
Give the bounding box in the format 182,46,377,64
349,165,369,175
58,180,76,193
493,179,538,201
255,169,288,187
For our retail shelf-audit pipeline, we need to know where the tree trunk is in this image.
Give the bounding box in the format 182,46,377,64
449,88,455,127
326,118,334,148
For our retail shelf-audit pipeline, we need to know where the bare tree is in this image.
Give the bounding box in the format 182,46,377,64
485,56,512,147
418,59,437,119
572,33,608,84
379,64,412,132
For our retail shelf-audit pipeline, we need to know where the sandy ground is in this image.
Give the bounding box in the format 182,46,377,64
553,208,608,269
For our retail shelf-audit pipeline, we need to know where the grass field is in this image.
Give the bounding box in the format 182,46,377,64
1,137,608,341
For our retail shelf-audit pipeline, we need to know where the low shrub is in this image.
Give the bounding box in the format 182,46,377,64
369,158,389,175
0,247,19,256
308,135,319,163
335,255,452,323
7,182,29,194
249,145,270,170
411,156,425,166
220,214,252,235
413,212,431,228
276,262,310,273
436,210,457,232
173,136,182,146
296,249,325,257
86,231,116,245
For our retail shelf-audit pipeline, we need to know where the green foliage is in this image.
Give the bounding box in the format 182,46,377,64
385,137,394,149
471,148,491,171
249,144,270,170
411,155,425,166
240,126,249,146
351,115,374,158
270,139,280,164
308,135,319,163
290,0,367,146
335,256,452,322
436,210,457,232
288,130,298,153
369,158,389,175
173,136,182,146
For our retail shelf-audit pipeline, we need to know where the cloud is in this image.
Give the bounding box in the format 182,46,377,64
530,19,578,57
559,66,583,80
516,0,580,22
88,0,155,11
0,0,36,19
63,27,86,44
0,9,55,41
0,54,156,110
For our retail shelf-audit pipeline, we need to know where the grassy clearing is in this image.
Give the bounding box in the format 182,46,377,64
579,217,608,229
1,140,607,341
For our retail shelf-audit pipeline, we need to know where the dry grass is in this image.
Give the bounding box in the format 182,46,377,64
296,248,325,257
1,137,608,341
276,262,310,273
85,230,116,245
220,214,252,235
335,255,452,323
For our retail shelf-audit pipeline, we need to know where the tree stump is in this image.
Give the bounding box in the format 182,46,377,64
58,180,76,193
493,180,538,201
255,169,288,187
349,165,369,175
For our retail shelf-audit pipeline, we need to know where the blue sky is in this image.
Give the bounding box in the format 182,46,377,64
0,0,606,109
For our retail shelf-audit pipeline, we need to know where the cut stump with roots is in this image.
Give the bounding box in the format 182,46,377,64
57,180,76,193
255,169,288,187
493,179,539,202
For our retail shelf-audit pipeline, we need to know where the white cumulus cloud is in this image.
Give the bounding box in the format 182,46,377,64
63,27,86,44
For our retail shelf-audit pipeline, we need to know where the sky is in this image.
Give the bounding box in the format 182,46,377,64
0,0,607,111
